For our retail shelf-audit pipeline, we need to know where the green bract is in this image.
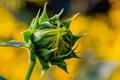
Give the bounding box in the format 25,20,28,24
23,3,84,74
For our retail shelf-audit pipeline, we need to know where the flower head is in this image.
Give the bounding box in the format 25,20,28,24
23,3,84,74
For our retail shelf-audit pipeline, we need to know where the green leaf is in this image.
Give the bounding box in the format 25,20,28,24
70,13,79,20
29,40,35,51
35,39,51,48
37,48,57,60
49,15,58,24
49,9,63,24
51,60,68,73
39,2,49,24
31,30,50,43
30,18,38,32
60,13,79,28
22,30,31,43
30,9,40,32
0,40,24,47
66,51,82,59
50,55,66,61
38,21,56,29
38,58,50,76
50,54,67,61
60,20,71,28
72,33,84,46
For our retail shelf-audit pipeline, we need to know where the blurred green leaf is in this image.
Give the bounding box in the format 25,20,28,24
0,40,24,47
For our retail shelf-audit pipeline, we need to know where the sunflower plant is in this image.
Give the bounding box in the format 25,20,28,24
0,3,84,80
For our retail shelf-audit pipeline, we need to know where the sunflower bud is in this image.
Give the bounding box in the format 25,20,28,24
23,3,84,74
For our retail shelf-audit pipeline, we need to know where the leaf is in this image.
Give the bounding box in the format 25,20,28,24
31,30,50,43
60,13,79,28
50,52,70,61
30,18,39,33
28,40,35,51
49,15,58,24
66,51,82,59
0,40,24,47
38,58,50,76
22,30,31,43
38,21,56,29
49,9,63,24
50,55,66,61
57,8,64,18
37,48,58,60
72,33,84,46
39,2,49,24
70,13,79,20
60,20,71,28
51,60,68,73
35,39,51,48
30,9,40,32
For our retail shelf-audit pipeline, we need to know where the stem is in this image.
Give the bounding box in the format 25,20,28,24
25,61,36,80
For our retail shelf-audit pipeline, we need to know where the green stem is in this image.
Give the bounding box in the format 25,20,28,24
25,61,36,80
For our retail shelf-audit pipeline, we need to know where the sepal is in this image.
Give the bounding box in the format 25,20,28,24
38,21,56,29
66,51,82,59
38,58,50,76
51,60,68,73
61,20,71,28
49,9,63,24
37,48,58,60
30,9,40,32
31,30,49,43
72,33,84,46
22,30,31,43
39,2,49,24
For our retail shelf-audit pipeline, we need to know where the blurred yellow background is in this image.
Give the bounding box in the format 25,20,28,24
0,0,120,80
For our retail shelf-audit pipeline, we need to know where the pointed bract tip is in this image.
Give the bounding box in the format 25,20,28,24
38,2,49,23
70,13,79,20
58,8,64,17
43,2,48,12
36,9,40,18
44,2,48,7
